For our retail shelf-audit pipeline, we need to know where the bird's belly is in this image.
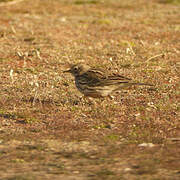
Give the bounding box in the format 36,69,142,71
95,86,114,97
75,79,118,97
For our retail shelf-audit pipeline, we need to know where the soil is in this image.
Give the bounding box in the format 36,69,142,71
0,0,179,179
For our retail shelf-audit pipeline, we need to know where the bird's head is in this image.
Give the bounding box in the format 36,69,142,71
63,63,90,77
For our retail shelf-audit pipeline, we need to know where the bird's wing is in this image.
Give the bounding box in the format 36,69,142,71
99,72,132,86
88,68,107,78
78,69,107,86
80,69,132,86
109,73,132,80
87,69,132,80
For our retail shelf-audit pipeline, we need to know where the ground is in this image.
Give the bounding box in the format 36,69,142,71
0,0,179,179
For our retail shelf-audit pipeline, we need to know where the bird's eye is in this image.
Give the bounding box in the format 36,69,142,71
73,67,78,72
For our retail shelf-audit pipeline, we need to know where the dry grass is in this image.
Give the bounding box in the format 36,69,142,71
0,0,179,179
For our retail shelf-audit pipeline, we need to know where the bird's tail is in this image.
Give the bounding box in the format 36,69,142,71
130,82,153,86
114,82,154,91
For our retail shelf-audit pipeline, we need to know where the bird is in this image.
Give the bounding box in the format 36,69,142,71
63,63,153,98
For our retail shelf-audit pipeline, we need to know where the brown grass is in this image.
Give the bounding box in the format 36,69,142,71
0,0,179,179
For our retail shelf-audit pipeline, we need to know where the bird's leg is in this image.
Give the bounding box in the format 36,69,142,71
81,95,94,106
108,95,114,100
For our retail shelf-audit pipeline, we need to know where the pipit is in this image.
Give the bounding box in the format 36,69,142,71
63,63,153,98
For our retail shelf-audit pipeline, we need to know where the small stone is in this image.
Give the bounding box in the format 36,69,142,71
124,168,132,172
60,17,66,22
138,143,155,148
73,171,79,174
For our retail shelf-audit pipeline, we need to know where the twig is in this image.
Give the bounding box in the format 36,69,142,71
146,53,165,62
0,0,25,7
127,42,136,55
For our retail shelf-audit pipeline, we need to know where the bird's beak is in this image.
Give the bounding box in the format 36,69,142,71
63,69,71,73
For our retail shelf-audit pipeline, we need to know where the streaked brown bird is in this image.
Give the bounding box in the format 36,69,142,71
63,63,153,98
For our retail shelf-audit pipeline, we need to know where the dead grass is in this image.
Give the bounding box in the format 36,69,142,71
0,0,180,179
